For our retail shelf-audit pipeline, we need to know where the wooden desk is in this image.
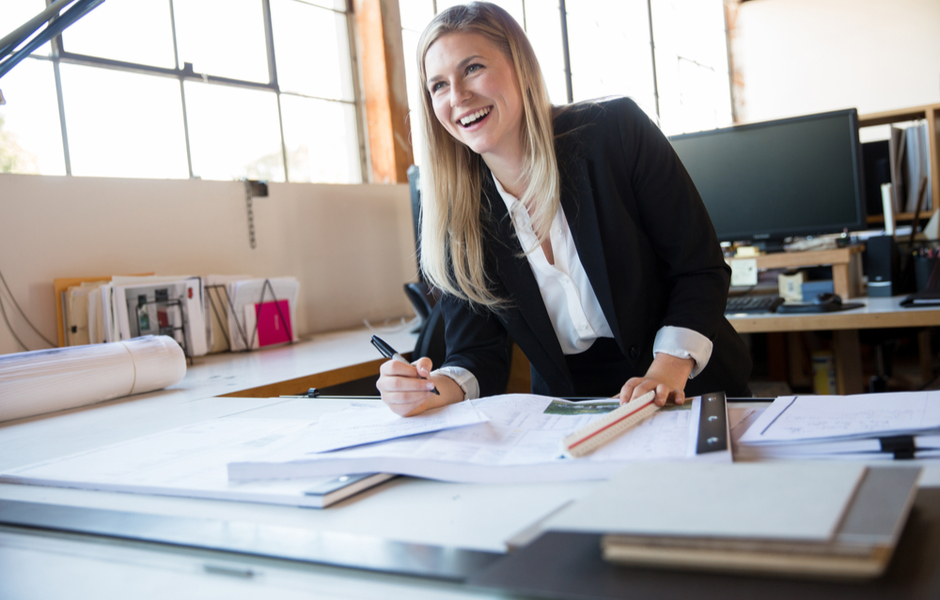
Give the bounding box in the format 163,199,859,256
727,296,940,394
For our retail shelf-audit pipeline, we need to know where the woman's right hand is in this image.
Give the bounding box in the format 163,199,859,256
375,357,463,416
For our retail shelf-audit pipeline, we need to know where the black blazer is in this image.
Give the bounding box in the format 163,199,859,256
439,97,751,398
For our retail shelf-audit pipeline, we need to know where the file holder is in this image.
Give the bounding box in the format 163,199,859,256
205,279,294,353
134,297,191,362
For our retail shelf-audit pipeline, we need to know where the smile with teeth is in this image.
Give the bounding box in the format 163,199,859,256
459,107,491,127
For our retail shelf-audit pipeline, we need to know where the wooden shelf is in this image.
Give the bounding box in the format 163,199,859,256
728,246,865,298
867,211,930,225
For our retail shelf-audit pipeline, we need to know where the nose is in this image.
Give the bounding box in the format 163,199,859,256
449,81,471,107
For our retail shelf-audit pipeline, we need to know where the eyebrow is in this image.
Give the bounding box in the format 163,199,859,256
427,54,485,85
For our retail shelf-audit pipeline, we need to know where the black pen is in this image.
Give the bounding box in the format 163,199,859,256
371,335,440,395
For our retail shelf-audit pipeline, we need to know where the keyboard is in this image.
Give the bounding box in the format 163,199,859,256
725,294,785,314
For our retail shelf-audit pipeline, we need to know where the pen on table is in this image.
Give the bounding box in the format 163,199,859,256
371,335,440,395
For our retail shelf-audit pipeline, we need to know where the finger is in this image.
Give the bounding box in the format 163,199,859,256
412,356,434,379
375,377,434,417
673,389,686,405
622,379,658,405
652,383,670,407
620,378,655,404
618,378,641,405
376,373,438,395
633,381,661,405
379,357,419,377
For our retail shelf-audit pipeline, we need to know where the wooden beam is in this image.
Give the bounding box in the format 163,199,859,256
354,0,413,184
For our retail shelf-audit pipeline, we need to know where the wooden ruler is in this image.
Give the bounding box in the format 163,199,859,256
561,391,659,458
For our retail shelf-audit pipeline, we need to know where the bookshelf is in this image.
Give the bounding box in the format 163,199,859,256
859,103,940,225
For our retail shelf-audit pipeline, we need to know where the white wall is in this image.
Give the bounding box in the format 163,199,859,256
734,0,940,122
0,174,418,356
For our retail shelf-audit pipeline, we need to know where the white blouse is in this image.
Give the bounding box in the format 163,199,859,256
434,176,713,400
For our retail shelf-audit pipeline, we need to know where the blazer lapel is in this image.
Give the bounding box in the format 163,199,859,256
561,158,623,350
481,176,571,383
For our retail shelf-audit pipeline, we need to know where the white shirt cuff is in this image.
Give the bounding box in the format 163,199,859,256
431,366,480,401
652,326,713,379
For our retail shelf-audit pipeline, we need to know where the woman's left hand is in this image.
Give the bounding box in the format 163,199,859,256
618,353,695,407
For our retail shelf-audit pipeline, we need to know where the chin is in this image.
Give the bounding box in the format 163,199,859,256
462,138,495,156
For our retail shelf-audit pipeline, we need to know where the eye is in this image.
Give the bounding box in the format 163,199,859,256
466,63,483,75
430,81,446,93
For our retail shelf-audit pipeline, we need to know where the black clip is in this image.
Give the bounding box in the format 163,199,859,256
880,435,916,460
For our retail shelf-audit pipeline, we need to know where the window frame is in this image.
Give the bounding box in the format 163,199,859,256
11,0,367,182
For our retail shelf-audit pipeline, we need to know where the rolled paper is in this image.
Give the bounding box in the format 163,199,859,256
0,336,186,423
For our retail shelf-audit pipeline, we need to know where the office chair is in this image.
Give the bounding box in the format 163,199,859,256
412,303,446,367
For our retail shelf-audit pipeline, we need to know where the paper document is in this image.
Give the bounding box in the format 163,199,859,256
229,394,719,484
308,401,489,453
739,391,940,445
0,416,391,508
545,462,868,541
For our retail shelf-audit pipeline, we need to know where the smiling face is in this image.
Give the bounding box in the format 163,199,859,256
423,31,525,164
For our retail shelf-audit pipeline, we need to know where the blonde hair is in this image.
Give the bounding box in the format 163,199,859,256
416,2,559,308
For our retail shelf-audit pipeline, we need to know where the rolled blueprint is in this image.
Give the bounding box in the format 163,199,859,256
0,336,186,423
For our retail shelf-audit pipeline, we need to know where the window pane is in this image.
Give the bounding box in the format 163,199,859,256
174,0,270,83
0,0,53,56
281,95,360,183
651,0,731,134
271,0,353,101
60,64,188,178
399,0,434,32
61,0,176,68
0,58,64,175
524,1,568,104
294,0,347,9
566,0,656,112
185,81,285,181
435,0,524,25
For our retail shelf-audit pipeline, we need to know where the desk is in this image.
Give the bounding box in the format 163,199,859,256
727,296,940,394
2,332,940,599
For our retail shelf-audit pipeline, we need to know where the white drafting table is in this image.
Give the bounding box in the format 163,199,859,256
3,328,940,599
0,326,592,599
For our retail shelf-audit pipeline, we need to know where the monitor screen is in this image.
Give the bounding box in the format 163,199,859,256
668,109,867,246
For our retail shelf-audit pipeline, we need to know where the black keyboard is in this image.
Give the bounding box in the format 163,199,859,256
725,294,785,314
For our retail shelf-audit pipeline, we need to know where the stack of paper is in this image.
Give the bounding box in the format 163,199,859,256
0,400,488,507
61,275,208,357
541,462,921,580
0,336,186,422
737,392,940,460
228,394,727,484
0,416,393,508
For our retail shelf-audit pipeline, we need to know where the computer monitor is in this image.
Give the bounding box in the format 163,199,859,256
668,109,867,249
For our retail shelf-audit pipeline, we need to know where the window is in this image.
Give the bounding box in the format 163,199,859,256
398,0,733,165
0,0,364,183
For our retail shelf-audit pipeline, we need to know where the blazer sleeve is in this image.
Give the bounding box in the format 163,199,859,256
615,98,731,339
438,294,511,398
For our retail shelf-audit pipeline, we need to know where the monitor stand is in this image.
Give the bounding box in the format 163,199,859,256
753,239,787,254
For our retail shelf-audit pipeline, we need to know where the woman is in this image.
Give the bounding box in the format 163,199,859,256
378,2,751,416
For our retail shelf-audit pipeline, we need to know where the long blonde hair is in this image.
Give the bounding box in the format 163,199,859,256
416,2,559,308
